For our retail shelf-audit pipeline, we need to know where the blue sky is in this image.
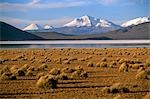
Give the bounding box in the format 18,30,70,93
0,0,149,29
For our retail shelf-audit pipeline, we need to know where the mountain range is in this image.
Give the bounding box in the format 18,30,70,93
0,16,149,41
23,16,150,35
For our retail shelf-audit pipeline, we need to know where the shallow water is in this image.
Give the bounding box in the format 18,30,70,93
0,40,150,48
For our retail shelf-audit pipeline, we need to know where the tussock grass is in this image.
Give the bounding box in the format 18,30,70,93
142,93,150,99
132,64,141,69
119,63,128,72
57,73,68,80
36,75,58,89
113,94,123,99
100,62,107,67
87,62,94,67
136,70,150,79
36,72,45,80
49,68,60,75
38,63,48,71
0,65,10,75
102,83,129,94
101,57,107,62
61,67,75,73
26,70,34,76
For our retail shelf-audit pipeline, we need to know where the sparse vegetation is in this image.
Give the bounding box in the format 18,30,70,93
119,63,128,72
49,68,60,75
0,48,149,98
0,72,16,81
87,62,94,67
102,83,129,94
136,70,150,79
36,75,58,89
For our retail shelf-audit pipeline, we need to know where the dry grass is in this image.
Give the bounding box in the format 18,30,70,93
36,75,58,89
0,48,149,99
118,63,128,72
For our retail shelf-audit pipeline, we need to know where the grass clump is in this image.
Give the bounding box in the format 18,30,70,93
118,63,128,72
36,75,58,89
0,65,10,75
113,94,123,99
26,70,34,76
49,68,60,75
87,62,94,67
57,73,68,80
0,72,16,81
15,67,27,76
136,70,150,79
132,64,141,69
102,83,129,94
61,67,75,73
137,67,145,73
37,63,48,71
100,62,107,67
101,57,107,62
36,72,45,80
142,93,150,99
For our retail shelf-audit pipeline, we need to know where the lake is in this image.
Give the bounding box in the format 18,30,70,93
0,40,150,48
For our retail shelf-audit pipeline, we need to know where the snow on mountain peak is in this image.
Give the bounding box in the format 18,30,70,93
23,23,42,31
44,25,53,29
64,15,94,27
121,16,150,27
64,15,119,28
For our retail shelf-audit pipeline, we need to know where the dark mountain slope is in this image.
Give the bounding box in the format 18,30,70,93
0,22,43,41
80,22,150,40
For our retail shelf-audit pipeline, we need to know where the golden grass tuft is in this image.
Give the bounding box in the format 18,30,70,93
87,62,94,67
38,63,48,71
142,93,150,99
118,63,128,72
36,75,58,89
0,65,10,75
61,67,75,73
0,72,16,81
101,57,107,62
49,68,60,75
113,94,123,99
136,70,150,79
100,62,107,67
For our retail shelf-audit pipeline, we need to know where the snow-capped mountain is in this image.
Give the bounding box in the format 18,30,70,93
64,15,119,29
121,16,150,27
23,23,42,31
44,25,53,29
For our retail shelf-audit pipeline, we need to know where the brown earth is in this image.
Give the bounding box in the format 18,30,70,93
0,48,150,99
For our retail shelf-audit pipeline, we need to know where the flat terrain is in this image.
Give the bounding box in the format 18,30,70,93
0,48,150,99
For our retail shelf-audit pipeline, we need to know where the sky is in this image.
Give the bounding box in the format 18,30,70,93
0,0,149,29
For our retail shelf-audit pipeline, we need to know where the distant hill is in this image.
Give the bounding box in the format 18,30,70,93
0,22,43,41
0,21,149,41
85,22,150,40
32,22,149,40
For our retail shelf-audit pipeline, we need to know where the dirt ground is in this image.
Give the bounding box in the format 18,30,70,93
0,48,150,99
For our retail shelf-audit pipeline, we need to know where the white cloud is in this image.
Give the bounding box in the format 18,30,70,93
0,16,73,28
28,0,41,5
0,0,89,11
96,0,119,5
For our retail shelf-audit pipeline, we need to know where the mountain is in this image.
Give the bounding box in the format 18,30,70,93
81,22,150,40
64,15,119,28
23,23,42,31
23,15,121,35
121,16,150,27
44,25,53,29
0,22,43,41
59,15,120,35
32,22,150,40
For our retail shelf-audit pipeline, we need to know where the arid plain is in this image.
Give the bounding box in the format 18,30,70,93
0,48,150,99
